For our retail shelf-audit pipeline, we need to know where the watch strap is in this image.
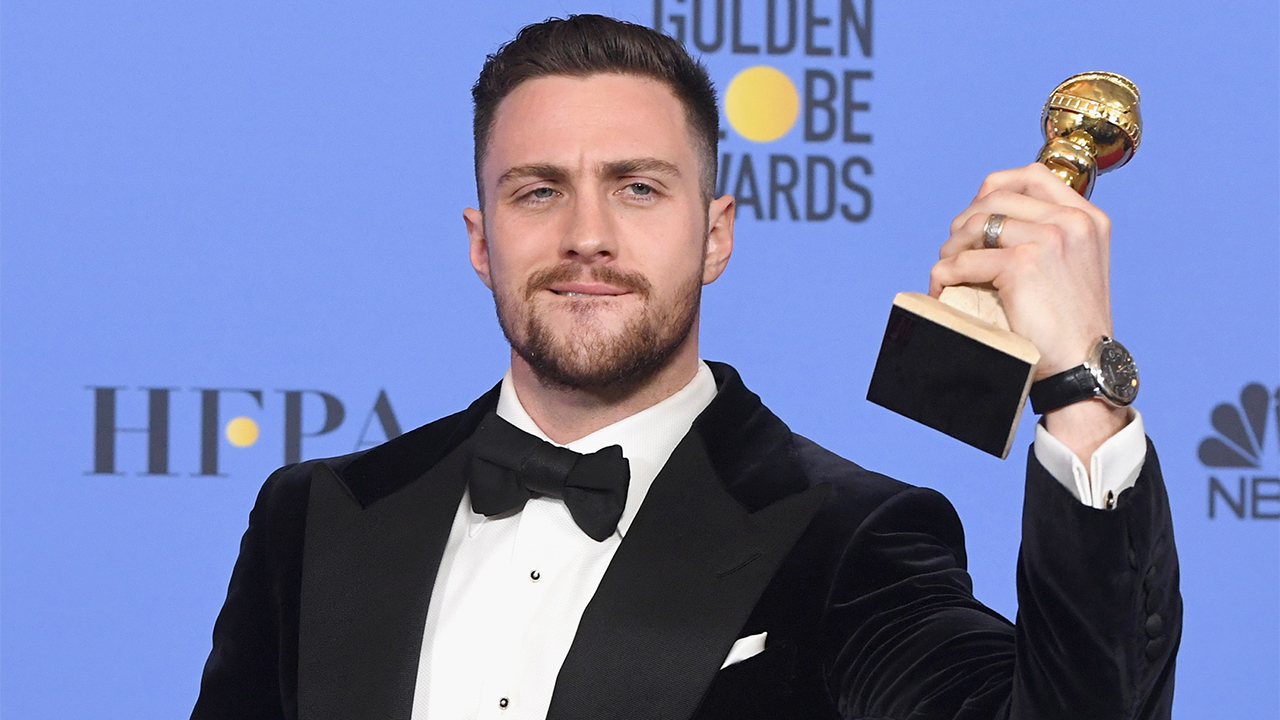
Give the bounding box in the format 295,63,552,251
1029,365,1099,414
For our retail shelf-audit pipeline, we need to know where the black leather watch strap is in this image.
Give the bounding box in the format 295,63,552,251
1029,365,1098,414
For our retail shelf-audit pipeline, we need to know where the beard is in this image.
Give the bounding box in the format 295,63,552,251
493,262,701,394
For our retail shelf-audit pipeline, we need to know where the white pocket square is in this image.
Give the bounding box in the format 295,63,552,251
719,631,767,669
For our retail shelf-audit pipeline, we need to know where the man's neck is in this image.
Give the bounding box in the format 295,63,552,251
508,343,702,445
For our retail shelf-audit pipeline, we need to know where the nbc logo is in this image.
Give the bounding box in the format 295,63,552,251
1201,383,1279,519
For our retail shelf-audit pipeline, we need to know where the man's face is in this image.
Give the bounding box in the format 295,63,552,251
465,74,734,392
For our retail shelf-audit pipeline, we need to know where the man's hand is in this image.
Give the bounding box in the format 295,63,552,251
929,162,1129,462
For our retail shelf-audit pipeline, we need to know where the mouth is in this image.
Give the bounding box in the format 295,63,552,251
547,282,630,298
525,264,651,303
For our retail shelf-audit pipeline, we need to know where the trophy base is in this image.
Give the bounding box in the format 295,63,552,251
866,292,1041,459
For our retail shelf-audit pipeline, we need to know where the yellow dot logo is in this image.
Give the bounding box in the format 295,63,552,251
225,416,259,448
724,66,799,143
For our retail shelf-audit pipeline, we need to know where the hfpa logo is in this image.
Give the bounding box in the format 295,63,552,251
87,386,403,476
1200,383,1279,520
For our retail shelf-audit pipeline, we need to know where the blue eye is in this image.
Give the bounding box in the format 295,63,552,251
531,187,555,199
628,183,652,195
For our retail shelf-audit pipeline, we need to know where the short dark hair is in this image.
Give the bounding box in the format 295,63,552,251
471,14,719,206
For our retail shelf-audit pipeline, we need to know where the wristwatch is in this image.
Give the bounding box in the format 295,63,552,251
1029,336,1139,414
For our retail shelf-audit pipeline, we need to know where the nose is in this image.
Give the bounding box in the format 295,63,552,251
559,189,618,263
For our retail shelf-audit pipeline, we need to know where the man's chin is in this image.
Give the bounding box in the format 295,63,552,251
525,357,671,395
515,330,686,395
498,277,702,394
537,294,636,324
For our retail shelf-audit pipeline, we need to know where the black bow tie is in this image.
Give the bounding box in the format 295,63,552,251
465,412,630,542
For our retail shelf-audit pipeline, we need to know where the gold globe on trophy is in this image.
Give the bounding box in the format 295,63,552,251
1038,71,1142,198
866,72,1143,458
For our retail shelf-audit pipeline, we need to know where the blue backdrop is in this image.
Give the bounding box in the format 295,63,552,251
2,2,1276,718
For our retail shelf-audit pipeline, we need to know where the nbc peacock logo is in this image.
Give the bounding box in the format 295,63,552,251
1201,383,1279,520
1198,383,1277,469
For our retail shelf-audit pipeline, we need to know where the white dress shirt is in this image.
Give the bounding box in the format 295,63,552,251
1035,409,1147,509
410,361,1146,718
411,362,719,720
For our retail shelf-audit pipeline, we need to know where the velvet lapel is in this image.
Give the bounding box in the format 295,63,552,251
546,363,829,720
296,385,498,720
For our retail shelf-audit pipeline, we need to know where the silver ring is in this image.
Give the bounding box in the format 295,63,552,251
982,213,1007,249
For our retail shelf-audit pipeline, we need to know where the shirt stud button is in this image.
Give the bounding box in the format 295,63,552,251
530,570,541,582
499,697,509,709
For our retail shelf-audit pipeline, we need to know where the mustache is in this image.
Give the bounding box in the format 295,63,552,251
525,263,652,299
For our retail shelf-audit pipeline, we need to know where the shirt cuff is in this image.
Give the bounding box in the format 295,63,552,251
1033,409,1147,510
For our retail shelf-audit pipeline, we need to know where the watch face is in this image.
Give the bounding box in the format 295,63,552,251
1094,339,1139,405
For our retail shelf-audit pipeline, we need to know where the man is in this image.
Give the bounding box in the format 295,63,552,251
193,14,1180,720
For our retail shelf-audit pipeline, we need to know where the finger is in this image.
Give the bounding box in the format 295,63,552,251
944,203,1107,266
975,165,1111,237
939,216,1024,259
974,163,1093,208
950,178,1110,236
928,248,1012,296
948,188,1063,237
941,206,1102,260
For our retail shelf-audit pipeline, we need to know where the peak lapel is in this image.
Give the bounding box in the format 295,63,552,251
297,386,498,720
297,455,467,720
547,432,829,720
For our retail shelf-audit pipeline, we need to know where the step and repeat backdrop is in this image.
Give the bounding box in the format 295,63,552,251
2,1,1276,718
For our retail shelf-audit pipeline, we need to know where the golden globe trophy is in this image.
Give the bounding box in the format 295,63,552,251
866,72,1142,458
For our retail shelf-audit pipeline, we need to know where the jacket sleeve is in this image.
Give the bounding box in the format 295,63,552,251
1012,438,1179,719
191,464,310,720
824,439,1180,720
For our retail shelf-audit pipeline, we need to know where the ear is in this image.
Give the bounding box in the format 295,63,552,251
701,194,735,285
463,206,493,290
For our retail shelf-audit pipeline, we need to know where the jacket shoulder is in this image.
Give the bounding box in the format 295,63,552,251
789,433,969,561
791,433,909,497
791,434,930,515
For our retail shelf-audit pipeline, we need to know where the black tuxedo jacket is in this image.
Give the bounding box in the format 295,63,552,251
192,362,1180,720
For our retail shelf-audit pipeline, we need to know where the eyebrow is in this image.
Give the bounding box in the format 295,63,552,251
496,164,568,188
601,157,681,180
495,157,682,189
